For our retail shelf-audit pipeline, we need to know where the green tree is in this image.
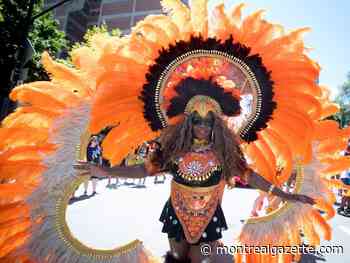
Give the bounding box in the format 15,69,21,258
59,23,121,67
70,23,121,53
0,0,68,98
0,5,3,22
333,72,350,127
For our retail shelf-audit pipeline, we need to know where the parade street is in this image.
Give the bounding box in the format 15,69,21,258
67,176,349,262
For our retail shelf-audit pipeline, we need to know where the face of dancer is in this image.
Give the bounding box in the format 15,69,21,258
191,111,214,141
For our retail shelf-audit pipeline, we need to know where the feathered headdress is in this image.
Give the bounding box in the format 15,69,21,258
139,35,276,142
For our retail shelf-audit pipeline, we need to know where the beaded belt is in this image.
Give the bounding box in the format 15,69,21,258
170,180,226,244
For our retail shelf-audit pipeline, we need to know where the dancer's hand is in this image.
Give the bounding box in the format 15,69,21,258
288,193,315,205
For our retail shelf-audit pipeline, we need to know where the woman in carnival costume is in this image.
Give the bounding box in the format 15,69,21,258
1,0,350,263
77,77,313,262
77,76,314,262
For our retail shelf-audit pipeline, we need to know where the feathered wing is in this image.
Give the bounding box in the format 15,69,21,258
237,145,335,263
0,50,93,262
0,36,160,262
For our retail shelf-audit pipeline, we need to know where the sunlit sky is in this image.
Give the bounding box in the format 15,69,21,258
208,0,349,99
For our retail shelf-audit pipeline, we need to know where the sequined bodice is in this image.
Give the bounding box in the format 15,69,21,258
170,150,223,187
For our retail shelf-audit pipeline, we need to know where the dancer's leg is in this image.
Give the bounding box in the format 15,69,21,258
168,238,190,261
92,178,97,194
345,196,350,209
340,195,346,210
83,180,88,195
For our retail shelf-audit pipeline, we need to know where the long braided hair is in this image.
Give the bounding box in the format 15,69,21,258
157,112,249,185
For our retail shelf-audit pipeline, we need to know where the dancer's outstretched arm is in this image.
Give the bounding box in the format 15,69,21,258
247,169,315,205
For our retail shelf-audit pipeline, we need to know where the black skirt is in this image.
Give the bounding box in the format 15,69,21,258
159,198,228,245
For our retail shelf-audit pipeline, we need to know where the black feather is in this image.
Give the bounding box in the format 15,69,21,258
167,77,240,117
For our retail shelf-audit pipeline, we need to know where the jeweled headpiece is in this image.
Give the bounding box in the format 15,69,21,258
166,76,241,120
185,95,222,117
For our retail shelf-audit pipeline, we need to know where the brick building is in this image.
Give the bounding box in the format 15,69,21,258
45,0,189,42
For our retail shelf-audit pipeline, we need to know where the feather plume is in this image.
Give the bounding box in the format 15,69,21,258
189,0,208,38
239,143,334,250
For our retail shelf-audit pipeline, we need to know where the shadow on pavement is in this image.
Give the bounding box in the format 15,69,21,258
131,184,147,189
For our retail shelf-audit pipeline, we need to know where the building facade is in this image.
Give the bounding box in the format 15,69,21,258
44,0,176,42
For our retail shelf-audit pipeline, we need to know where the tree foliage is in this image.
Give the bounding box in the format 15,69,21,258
0,0,67,97
333,72,350,127
70,23,121,52
59,23,121,67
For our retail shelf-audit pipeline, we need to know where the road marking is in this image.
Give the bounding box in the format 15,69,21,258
338,225,350,236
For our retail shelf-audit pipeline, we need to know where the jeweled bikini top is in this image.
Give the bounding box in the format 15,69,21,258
175,150,222,182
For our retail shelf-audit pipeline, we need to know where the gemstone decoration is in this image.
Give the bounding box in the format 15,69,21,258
178,151,221,182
